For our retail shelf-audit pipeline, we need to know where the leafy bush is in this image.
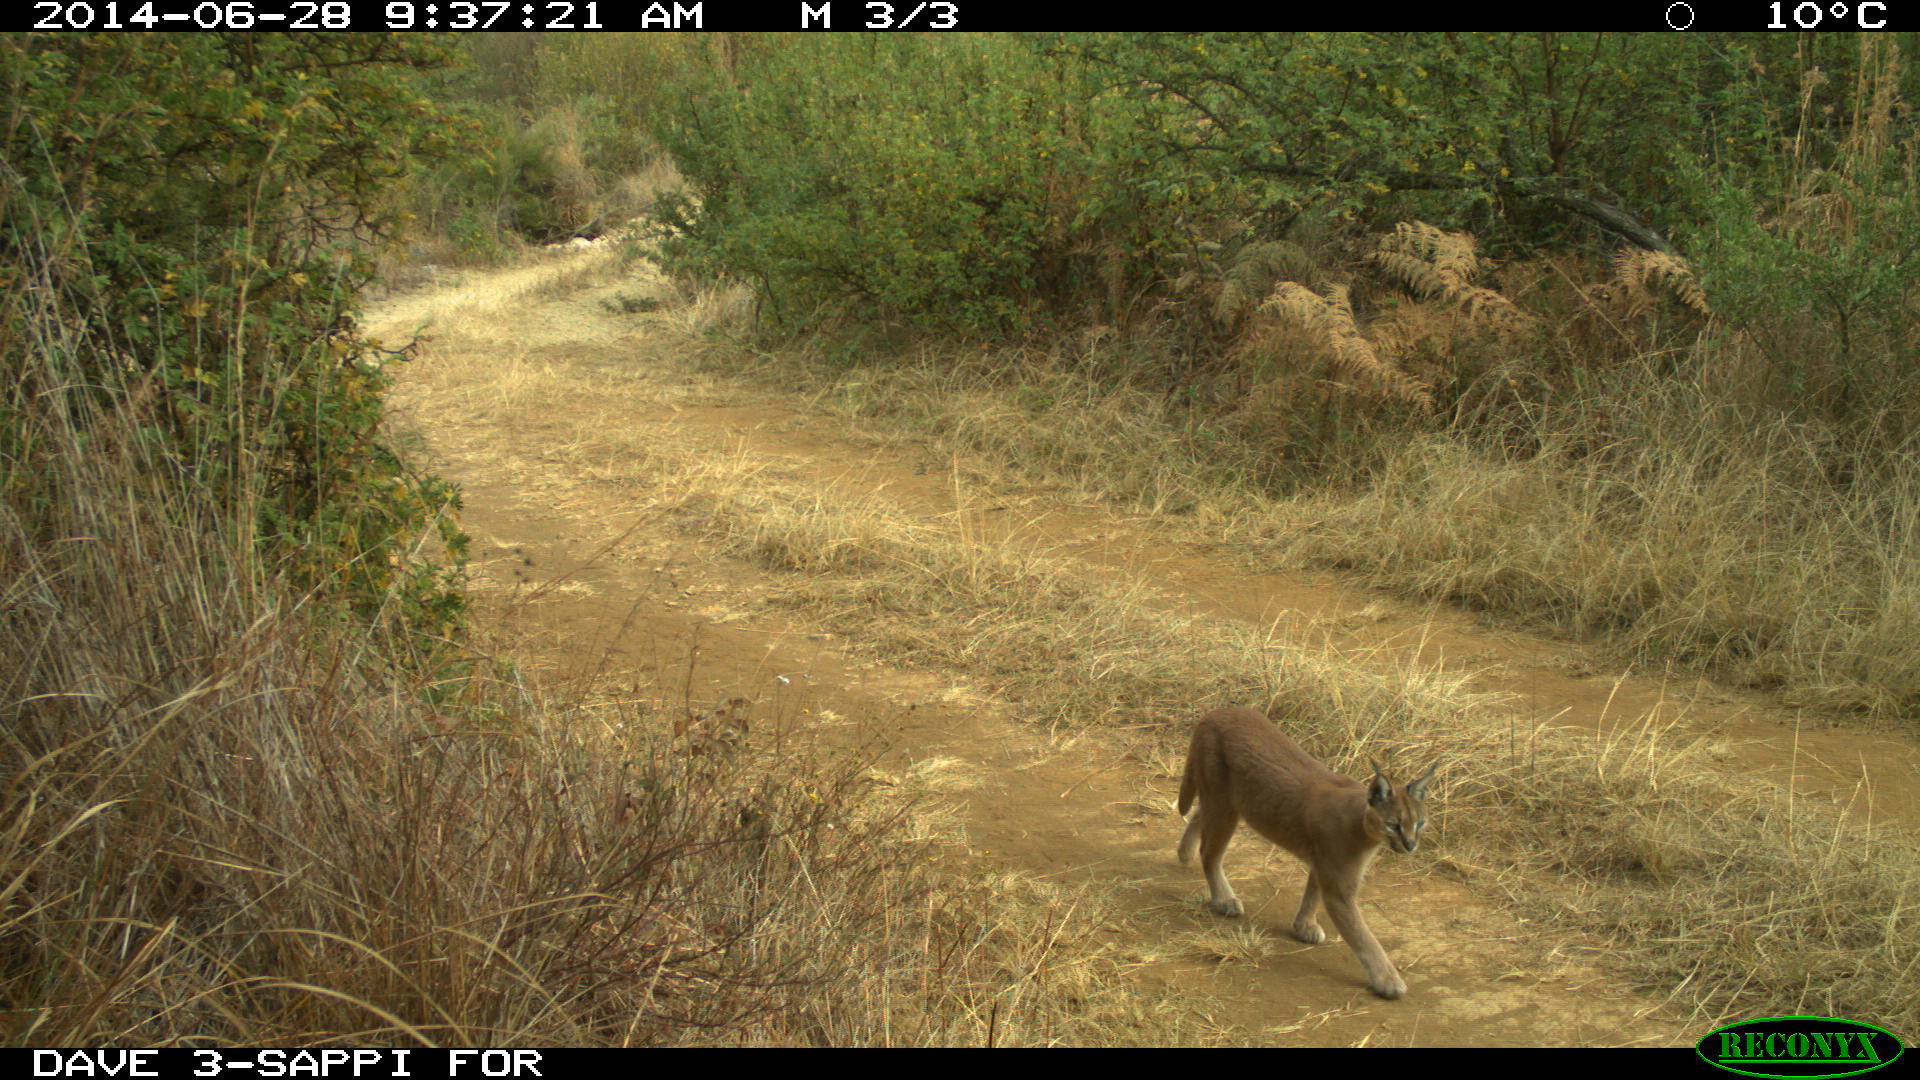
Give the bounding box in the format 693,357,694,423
646,36,1803,343
1676,38,1920,445
0,34,470,656
651,36,1138,336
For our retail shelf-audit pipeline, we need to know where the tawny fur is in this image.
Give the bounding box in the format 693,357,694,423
1177,706,1436,999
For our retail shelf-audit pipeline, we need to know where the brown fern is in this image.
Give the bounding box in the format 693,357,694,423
1213,240,1315,331
1368,220,1531,333
1372,221,1483,291
1604,249,1711,318
1262,282,1435,411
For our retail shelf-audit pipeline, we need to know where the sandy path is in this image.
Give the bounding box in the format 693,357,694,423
371,249,1917,1046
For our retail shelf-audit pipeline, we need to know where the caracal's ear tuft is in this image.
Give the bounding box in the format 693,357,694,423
1368,765,1393,806
1407,761,1437,800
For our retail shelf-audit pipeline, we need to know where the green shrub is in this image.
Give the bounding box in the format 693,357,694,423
0,33,471,662
651,36,1130,336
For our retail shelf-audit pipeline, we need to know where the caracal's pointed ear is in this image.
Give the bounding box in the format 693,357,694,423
1368,758,1393,805
1407,760,1438,801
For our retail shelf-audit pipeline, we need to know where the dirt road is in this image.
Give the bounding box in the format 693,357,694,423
372,246,1919,1046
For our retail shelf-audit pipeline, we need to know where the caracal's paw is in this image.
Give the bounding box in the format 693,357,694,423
1206,896,1244,918
1291,922,1326,945
1368,972,1407,1000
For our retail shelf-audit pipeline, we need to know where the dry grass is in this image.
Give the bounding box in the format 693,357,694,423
1448,710,1920,1032
7,612,1172,1048
1272,380,1920,719
370,233,636,343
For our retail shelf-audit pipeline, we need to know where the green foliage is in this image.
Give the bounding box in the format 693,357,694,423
411,35,704,255
495,112,598,241
1676,37,1920,442
640,33,1840,351
528,35,702,173
651,35,1134,336
1064,33,1762,245
447,203,513,261
0,33,471,662
420,35,702,255
1064,34,1488,230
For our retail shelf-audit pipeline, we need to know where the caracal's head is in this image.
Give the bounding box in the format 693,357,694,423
1366,759,1437,854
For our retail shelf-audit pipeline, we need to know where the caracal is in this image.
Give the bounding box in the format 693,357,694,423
1177,706,1436,999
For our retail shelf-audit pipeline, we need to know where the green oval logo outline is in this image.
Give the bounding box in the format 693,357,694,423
1697,1015,1906,1080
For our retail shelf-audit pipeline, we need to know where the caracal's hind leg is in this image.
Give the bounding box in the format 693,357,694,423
1195,805,1244,917
1177,805,1203,866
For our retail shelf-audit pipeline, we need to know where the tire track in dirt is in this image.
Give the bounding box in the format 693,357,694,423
372,251,1913,1045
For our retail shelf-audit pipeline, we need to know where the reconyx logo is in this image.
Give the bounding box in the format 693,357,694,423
1698,1016,1904,1079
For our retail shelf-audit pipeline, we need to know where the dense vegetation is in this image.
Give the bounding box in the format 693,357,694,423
649,34,1917,428
3,34,471,644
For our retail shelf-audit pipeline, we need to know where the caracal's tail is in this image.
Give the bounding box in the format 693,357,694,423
1177,739,1198,818
1176,725,1204,865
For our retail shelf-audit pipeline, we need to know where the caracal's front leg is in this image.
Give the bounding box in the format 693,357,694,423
1320,887,1406,999
1291,868,1326,944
